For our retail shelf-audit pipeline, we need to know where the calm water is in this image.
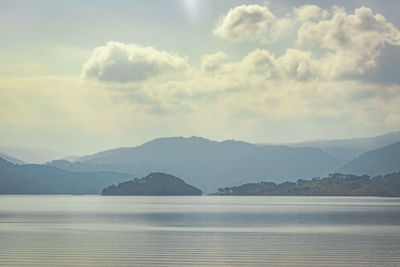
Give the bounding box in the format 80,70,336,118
0,196,400,266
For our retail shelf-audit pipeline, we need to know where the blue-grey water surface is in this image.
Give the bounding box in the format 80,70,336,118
0,196,400,266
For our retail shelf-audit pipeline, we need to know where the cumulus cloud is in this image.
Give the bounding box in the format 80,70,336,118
294,5,329,22
268,17,294,41
81,41,188,83
73,4,400,135
213,5,275,41
275,49,320,80
238,49,276,79
212,4,400,80
298,6,400,78
232,48,320,80
201,51,227,72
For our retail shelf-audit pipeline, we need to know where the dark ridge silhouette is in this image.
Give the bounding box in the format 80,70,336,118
214,172,400,197
0,157,131,194
102,172,202,196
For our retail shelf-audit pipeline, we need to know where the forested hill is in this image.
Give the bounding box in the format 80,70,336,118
102,172,202,196
214,172,400,197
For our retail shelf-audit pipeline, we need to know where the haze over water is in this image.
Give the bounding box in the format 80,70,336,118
1,196,400,266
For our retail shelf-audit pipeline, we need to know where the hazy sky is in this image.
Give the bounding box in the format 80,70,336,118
1,0,400,154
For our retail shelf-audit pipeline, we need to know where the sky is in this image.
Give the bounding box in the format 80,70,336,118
1,0,400,155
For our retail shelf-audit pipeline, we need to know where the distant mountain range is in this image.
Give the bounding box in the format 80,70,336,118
49,137,342,193
287,131,400,162
1,130,400,194
0,158,131,194
0,152,25,165
0,146,67,164
340,141,400,176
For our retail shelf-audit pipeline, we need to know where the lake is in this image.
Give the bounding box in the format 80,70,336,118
0,196,400,266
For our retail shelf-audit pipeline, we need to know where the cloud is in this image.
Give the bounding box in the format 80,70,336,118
275,48,320,80
238,49,276,79
201,51,227,72
212,4,400,81
268,17,294,41
81,41,188,83
72,4,400,139
294,5,329,22
233,48,319,80
213,5,275,41
298,6,400,78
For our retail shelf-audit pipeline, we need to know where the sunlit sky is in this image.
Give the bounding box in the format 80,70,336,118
1,0,400,155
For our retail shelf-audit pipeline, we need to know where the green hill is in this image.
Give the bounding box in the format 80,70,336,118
214,172,400,197
102,172,202,196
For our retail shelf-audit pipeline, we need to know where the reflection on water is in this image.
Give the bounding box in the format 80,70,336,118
0,196,400,266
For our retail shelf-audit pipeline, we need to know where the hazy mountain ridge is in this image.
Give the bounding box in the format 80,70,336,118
340,141,400,176
0,152,25,165
0,146,67,164
51,136,342,192
0,157,131,194
12,131,400,194
286,131,400,162
46,159,136,175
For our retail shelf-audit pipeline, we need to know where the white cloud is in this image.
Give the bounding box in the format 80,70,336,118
238,49,276,80
268,17,294,41
242,49,275,69
213,5,275,41
212,4,400,80
294,5,329,22
298,6,400,78
70,5,400,143
201,51,227,72
232,48,319,81
275,48,320,80
81,41,188,83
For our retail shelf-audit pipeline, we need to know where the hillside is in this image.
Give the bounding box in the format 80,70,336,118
287,130,400,162
0,157,131,194
0,152,25,165
340,141,400,176
214,172,400,197
50,137,342,193
0,146,66,164
102,172,202,196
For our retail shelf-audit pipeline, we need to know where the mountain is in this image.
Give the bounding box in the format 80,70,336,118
214,172,400,197
0,146,67,164
46,159,137,174
0,157,131,194
102,172,202,196
339,141,400,176
287,131,400,162
0,152,25,165
51,137,342,193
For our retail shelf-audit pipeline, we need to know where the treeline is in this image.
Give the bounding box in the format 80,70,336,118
214,172,400,197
